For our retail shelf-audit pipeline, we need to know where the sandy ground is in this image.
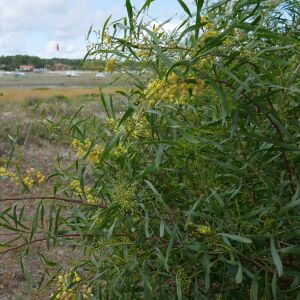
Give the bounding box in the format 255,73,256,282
0,130,78,299
0,74,117,299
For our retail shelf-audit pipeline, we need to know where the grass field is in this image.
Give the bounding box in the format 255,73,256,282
0,72,127,299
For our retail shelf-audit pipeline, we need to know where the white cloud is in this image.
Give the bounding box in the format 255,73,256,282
0,0,184,59
0,0,108,58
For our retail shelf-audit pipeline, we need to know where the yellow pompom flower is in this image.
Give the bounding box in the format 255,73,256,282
52,270,87,300
0,167,7,177
105,59,116,72
24,168,46,187
86,194,97,205
87,144,103,164
196,225,213,236
81,284,94,299
70,179,81,194
106,36,112,44
71,139,103,164
112,144,128,157
0,167,19,185
200,15,207,23
70,180,98,205
24,176,34,189
202,31,218,41
36,170,46,183
73,272,81,283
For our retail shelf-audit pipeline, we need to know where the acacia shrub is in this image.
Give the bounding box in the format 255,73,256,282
0,0,300,299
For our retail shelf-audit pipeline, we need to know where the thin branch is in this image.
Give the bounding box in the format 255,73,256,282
0,233,94,257
0,196,108,209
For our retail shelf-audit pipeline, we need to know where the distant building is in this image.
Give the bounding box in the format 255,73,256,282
19,65,34,72
0,64,6,70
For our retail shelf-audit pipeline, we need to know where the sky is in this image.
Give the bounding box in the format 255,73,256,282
0,0,190,59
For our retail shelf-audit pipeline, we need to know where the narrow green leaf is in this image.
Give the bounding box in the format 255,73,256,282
87,24,93,40
270,237,283,277
144,180,163,202
125,0,134,31
281,199,300,212
235,262,243,284
250,275,259,300
137,0,154,18
148,39,184,79
178,23,205,41
195,0,204,39
102,15,112,42
155,145,165,169
38,253,58,267
271,272,277,300
279,245,300,255
220,233,252,244
144,210,150,238
177,0,192,17
207,77,231,123
139,268,152,291
160,219,165,238
176,276,182,300
30,201,42,242
217,62,250,92
99,131,123,164
118,106,135,127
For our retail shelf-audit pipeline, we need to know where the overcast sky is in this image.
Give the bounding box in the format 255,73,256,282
0,0,188,59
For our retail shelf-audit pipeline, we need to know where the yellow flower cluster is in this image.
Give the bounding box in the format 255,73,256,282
72,139,103,164
200,15,215,31
0,167,19,184
137,50,151,58
106,117,123,137
196,225,213,236
144,73,205,106
0,166,45,189
24,176,34,189
194,16,218,46
105,59,116,72
81,285,94,299
53,288,76,299
70,180,97,205
126,114,152,139
25,168,46,187
196,56,213,69
58,271,81,284
112,184,136,212
106,117,118,130
87,144,102,164
103,33,112,45
188,222,213,237
52,271,93,300
106,114,151,140
112,144,128,157
200,30,218,42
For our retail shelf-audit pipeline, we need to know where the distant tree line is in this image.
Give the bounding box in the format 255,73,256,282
0,55,143,71
0,55,96,71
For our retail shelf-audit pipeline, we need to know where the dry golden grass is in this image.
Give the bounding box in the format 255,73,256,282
0,86,125,102
0,87,98,102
